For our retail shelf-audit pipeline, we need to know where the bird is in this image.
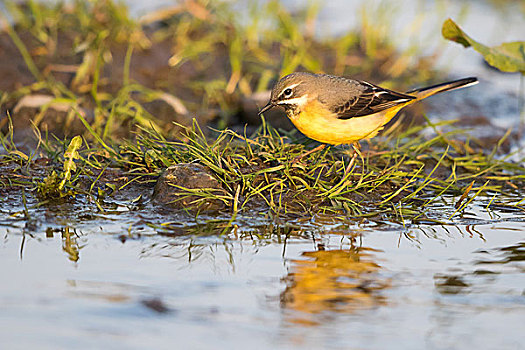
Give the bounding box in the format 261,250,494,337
258,72,478,145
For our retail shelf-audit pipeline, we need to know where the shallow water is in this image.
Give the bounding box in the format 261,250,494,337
1,198,524,349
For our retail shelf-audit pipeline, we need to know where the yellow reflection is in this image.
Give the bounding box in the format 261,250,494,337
281,246,390,325
61,226,80,262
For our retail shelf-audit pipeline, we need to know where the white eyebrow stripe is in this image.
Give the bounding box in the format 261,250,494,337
277,94,309,106
277,83,301,98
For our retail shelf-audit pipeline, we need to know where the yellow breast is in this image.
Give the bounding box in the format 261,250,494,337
287,99,403,145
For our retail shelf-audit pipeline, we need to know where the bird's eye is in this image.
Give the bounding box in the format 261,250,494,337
283,88,293,98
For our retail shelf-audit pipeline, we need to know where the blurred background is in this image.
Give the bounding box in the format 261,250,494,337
1,0,523,141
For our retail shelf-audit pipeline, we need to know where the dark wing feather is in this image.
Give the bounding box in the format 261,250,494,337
335,81,416,120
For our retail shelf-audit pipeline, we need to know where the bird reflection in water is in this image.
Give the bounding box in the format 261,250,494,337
281,244,390,325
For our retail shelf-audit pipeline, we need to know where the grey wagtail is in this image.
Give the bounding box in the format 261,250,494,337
258,72,478,145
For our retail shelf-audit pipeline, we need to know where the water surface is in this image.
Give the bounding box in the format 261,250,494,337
1,199,524,349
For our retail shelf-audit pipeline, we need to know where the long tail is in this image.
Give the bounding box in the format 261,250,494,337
406,77,478,100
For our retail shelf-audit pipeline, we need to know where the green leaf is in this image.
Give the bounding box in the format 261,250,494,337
442,18,525,73
59,136,82,190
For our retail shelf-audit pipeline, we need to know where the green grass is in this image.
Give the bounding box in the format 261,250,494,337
2,112,523,228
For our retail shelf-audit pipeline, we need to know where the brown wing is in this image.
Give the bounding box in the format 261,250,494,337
335,81,416,120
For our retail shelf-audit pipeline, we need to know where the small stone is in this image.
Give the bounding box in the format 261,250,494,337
140,297,171,314
152,163,225,211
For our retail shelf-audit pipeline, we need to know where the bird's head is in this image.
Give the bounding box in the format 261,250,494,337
258,72,315,116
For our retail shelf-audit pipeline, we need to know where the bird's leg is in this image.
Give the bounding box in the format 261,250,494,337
342,142,361,174
352,142,365,166
344,149,358,175
291,144,327,164
351,142,362,156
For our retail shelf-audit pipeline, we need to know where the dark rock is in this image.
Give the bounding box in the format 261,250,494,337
152,163,225,211
140,297,172,314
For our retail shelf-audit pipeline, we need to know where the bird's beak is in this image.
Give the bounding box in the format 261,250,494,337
258,101,275,116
